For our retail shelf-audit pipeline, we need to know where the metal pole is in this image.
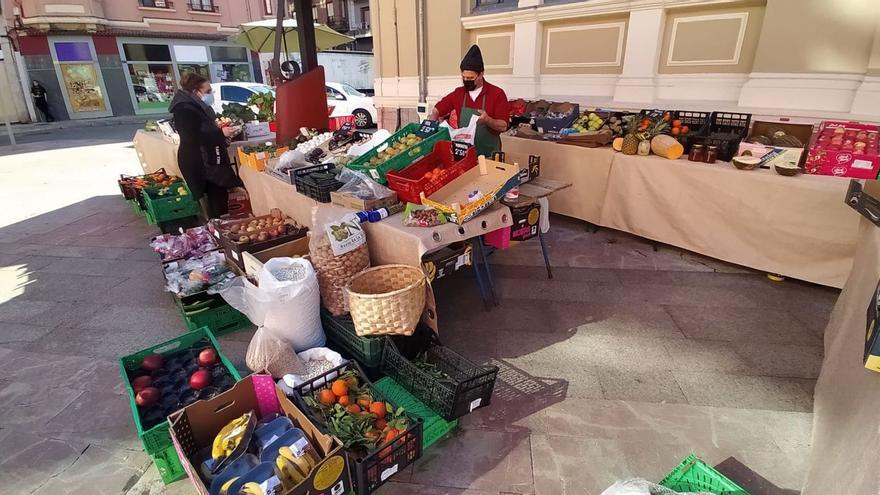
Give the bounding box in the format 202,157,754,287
291,0,318,72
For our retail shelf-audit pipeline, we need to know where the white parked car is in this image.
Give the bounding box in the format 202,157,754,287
325,82,377,128
210,82,274,115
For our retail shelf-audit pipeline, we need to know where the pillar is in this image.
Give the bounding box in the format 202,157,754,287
612,8,665,104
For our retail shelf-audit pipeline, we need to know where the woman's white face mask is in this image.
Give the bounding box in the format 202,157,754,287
200,92,215,106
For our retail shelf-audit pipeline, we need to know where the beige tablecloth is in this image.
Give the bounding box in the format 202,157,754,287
501,135,859,288
133,129,277,177
238,165,512,266
804,183,880,493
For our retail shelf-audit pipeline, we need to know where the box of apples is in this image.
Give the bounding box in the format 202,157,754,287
119,327,242,467
806,120,880,179
209,208,308,270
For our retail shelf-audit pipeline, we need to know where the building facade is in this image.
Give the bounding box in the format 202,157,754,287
4,0,274,121
371,0,880,129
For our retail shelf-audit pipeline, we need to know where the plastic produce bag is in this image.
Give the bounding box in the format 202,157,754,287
309,206,370,315
276,149,308,172
218,257,325,374
403,202,447,227
246,330,306,378
277,347,346,393
335,168,394,201
600,479,711,495
440,114,479,145
348,129,391,157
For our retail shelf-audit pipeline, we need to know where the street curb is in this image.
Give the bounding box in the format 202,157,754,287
9,115,169,136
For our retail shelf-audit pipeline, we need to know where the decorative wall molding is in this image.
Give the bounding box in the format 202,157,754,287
852,76,880,116
666,12,748,66
540,74,619,99
21,15,238,34
738,72,865,113
655,73,747,102
544,22,625,68
475,32,514,69
461,0,755,29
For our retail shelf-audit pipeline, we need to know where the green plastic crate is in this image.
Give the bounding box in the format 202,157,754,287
347,122,450,185
374,376,458,450
118,327,242,456
141,185,200,225
151,442,186,484
129,199,145,217
176,298,250,337
321,307,384,368
659,454,749,495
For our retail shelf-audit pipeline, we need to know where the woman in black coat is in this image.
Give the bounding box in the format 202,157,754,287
168,73,241,218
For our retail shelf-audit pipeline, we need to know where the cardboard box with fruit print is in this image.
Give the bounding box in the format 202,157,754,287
169,374,352,495
806,120,880,179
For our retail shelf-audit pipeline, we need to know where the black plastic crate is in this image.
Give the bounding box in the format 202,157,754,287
380,338,498,420
673,110,711,151
293,163,339,196
681,111,752,162
301,171,343,203
290,361,423,495
157,215,202,235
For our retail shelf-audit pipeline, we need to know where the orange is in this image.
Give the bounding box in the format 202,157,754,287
338,395,351,407
318,389,337,406
671,127,680,136
346,404,361,414
331,379,349,398
357,396,373,409
369,401,387,418
374,418,387,430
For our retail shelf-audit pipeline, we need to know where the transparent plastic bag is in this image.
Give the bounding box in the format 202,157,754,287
276,149,308,172
403,202,447,227
335,168,394,201
246,329,306,377
309,206,370,315
348,129,391,157
218,257,325,352
600,479,711,495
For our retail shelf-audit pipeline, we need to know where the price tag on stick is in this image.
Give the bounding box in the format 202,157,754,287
452,141,470,161
418,119,440,137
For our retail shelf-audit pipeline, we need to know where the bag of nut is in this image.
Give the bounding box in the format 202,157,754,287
309,206,371,315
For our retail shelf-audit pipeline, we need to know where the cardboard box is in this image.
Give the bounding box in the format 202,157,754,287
169,374,351,495
237,146,290,172
421,242,472,282
209,214,308,270
329,190,399,212
806,120,880,179
421,155,520,224
737,120,813,168
241,236,310,281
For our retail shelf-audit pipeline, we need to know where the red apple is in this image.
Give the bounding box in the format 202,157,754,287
141,353,164,372
198,348,218,367
189,369,211,390
136,386,160,407
132,375,153,393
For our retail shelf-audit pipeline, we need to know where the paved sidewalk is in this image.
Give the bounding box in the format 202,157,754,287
0,131,834,494
8,115,164,137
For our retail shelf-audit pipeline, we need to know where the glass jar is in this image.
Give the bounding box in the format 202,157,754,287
637,139,651,156
688,144,705,162
704,145,718,164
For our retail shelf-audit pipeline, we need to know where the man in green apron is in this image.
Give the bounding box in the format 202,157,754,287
431,45,511,158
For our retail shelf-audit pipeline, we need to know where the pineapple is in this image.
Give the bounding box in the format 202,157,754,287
621,134,639,155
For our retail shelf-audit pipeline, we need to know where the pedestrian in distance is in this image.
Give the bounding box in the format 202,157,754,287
30,80,53,122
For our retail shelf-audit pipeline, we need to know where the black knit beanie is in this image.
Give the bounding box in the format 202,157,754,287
460,45,485,72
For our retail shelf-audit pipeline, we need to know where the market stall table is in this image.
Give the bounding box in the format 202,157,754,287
501,135,859,288
238,165,513,267
134,129,278,177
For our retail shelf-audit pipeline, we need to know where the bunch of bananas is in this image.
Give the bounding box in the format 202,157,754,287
274,446,318,490
211,412,252,463
238,482,264,495
218,477,239,495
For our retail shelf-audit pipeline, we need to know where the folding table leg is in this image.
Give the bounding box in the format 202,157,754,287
476,236,499,306
538,229,553,279
471,248,493,310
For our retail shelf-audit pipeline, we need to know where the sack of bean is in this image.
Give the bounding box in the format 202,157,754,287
309,206,371,315
245,328,306,377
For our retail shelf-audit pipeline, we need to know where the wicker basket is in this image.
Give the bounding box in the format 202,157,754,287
347,264,427,337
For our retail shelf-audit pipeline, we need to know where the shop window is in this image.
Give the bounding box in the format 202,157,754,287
210,46,249,63
60,64,106,112
178,63,210,80
123,43,172,62
212,64,252,82
128,63,175,111
264,0,273,15
54,42,93,62
221,85,255,103
173,45,209,63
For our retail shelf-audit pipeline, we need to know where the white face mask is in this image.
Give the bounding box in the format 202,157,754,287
201,93,214,106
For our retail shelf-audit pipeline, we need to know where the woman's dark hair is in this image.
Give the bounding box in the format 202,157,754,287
180,72,209,92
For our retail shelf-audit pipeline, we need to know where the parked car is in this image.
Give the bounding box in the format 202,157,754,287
325,82,377,128
210,82,275,115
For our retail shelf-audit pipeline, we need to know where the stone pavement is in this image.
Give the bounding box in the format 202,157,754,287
0,131,834,494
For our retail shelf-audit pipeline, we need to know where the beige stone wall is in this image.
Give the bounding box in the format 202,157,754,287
540,15,628,75
395,0,419,78
869,23,880,77
374,0,399,77
752,0,879,74
658,2,765,74
468,26,514,75
426,0,466,77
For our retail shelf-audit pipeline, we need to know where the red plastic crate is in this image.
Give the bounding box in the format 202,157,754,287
385,141,477,204
806,120,880,179
330,115,356,130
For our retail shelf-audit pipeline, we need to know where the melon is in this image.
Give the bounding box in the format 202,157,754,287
650,135,684,160
612,137,624,152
